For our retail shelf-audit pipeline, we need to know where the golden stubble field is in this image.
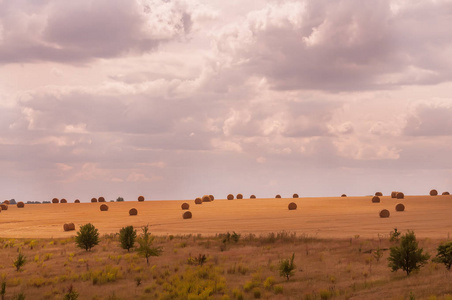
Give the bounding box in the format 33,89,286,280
1,195,451,239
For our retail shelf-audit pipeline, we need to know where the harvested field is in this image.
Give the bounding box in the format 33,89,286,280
1,195,452,239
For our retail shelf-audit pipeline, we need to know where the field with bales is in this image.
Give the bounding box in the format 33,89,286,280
1,193,452,299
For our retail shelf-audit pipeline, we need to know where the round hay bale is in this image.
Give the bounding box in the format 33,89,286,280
202,195,211,202
182,211,192,219
430,189,438,196
63,223,75,231
375,192,383,197
129,208,138,216
74,199,80,203
391,191,398,198
395,203,405,211
396,192,404,199
3,200,10,205
275,195,281,198
250,195,256,199
138,196,145,202
209,195,214,201
227,194,234,200
288,202,297,210
341,194,347,197
181,203,189,210
293,194,299,198
98,197,106,202
379,209,390,218
17,202,25,208
195,198,202,204
91,198,98,203
442,191,450,195
100,204,109,211
372,196,380,203
52,198,59,204
236,194,243,200
60,198,67,203
0,204,8,210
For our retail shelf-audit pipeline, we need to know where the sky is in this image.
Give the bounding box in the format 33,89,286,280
1,0,452,202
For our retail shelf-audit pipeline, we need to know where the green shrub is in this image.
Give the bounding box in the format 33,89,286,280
75,223,100,251
232,288,243,300
273,285,283,294
263,276,275,290
319,289,332,300
388,230,430,275
1,281,6,300
137,225,162,265
253,288,261,298
63,284,79,300
389,228,401,242
13,252,26,271
433,241,452,270
119,226,137,252
243,281,257,292
279,253,295,280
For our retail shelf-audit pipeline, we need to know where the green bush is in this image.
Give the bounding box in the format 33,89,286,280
319,289,332,300
75,223,100,251
119,226,137,252
388,230,430,275
433,241,452,270
263,276,275,290
63,284,79,300
137,225,162,265
253,288,261,298
279,253,295,280
13,252,26,271
273,285,283,294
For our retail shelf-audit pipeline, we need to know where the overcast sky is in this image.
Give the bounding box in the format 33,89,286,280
1,0,452,202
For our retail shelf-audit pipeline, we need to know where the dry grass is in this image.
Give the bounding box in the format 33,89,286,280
0,232,451,299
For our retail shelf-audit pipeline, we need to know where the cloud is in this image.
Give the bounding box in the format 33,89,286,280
212,0,452,92
404,101,452,136
0,0,199,64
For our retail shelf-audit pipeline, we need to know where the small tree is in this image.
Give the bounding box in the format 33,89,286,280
389,228,401,242
116,197,124,202
433,241,452,270
279,253,296,280
388,230,430,275
137,225,162,265
119,226,137,252
13,252,26,271
75,223,100,251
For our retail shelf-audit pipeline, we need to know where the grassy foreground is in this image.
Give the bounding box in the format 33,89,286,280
1,231,452,300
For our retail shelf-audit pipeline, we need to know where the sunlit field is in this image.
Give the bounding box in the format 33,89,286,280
1,195,452,239
1,194,452,299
